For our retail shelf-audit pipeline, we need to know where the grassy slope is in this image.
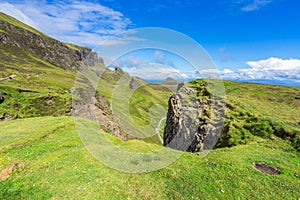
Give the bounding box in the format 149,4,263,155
222,80,300,150
0,44,76,118
0,117,299,199
224,81,300,127
188,79,300,150
0,12,79,118
0,12,48,37
0,41,170,127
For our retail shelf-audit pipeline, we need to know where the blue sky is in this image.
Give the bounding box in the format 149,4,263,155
0,0,299,85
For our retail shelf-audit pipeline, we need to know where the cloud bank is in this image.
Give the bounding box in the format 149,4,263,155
0,1,132,47
110,51,188,81
127,63,188,81
220,57,300,84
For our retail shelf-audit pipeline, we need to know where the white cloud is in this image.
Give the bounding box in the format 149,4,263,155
127,63,188,81
241,0,272,12
0,1,132,47
0,2,37,28
246,57,300,70
220,57,300,84
199,69,221,78
112,55,147,68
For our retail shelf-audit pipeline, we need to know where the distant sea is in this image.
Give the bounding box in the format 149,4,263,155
146,79,300,87
231,79,300,87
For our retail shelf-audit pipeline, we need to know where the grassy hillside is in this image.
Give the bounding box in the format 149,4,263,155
189,79,300,151
0,12,171,124
0,117,299,199
0,44,76,119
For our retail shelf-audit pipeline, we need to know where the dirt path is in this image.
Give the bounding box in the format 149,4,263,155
155,117,166,145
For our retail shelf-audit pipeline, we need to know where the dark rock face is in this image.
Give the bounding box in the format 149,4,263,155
72,78,126,140
129,78,138,89
0,20,102,69
164,85,202,152
164,83,225,152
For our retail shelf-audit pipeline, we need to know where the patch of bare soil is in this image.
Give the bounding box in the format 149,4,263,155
252,162,281,175
0,163,19,180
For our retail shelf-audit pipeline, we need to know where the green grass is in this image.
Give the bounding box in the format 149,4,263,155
0,116,299,199
0,42,78,119
224,80,300,126
63,42,88,51
0,29,8,34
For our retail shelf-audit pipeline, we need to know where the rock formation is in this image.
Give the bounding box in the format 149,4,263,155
164,85,201,151
164,81,225,152
72,77,126,140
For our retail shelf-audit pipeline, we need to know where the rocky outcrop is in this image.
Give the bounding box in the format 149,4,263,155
164,81,225,152
164,85,201,151
129,78,138,89
72,77,126,140
0,15,102,69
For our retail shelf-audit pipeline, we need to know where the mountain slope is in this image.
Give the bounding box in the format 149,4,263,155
0,12,171,140
0,12,102,71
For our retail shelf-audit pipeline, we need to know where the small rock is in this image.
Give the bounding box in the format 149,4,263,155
252,162,281,175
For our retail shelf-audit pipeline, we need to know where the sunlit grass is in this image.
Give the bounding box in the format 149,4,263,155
0,117,299,199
